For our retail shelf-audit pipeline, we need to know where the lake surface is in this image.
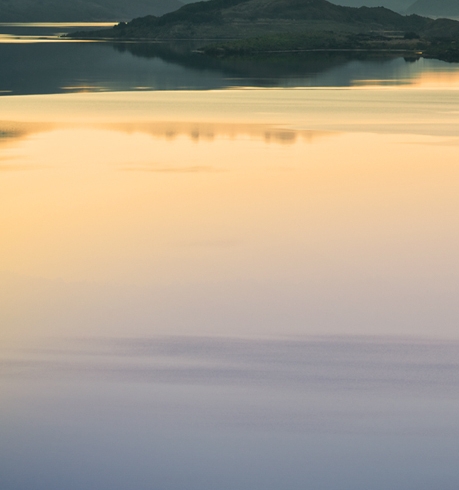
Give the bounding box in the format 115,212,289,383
1,24,459,490
2,23,459,93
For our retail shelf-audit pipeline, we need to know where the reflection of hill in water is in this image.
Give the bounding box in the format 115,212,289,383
113,42,404,85
0,119,331,148
106,121,333,145
0,38,436,96
0,118,333,173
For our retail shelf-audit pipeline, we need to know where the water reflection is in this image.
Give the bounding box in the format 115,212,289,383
1,23,459,94
1,333,458,490
0,22,115,42
107,121,330,144
5,335,459,402
1,89,459,344
1,82,459,490
0,121,54,141
0,118,331,158
2,335,459,435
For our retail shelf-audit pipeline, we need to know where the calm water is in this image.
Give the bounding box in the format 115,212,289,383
1,23,459,93
1,24,459,490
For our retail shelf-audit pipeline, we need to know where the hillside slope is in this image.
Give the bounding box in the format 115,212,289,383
73,0,444,40
0,0,183,22
330,0,412,12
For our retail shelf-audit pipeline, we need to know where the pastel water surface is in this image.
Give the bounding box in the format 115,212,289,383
1,23,459,490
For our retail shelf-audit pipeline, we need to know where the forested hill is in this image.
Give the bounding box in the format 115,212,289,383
71,0,459,40
0,0,183,22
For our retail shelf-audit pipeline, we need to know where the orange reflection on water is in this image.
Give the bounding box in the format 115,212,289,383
355,69,459,89
1,89,459,343
412,68,459,88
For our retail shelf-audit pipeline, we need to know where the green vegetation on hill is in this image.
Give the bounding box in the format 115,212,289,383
203,30,459,62
69,0,459,61
71,0,459,39
204,31,423,54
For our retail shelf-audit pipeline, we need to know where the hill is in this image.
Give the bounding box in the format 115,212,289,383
407,0,459,18
72,0,449,40
69,0,459,61
0,0,183,22
330,0,412,12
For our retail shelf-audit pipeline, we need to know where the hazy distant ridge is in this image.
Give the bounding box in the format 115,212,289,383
330,0,412,12
0,0,183,22
407,0,459,18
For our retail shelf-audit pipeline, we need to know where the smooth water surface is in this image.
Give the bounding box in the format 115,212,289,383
2,23,459,94
1,23,459,490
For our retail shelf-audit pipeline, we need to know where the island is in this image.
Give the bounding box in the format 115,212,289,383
69,0,459,62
